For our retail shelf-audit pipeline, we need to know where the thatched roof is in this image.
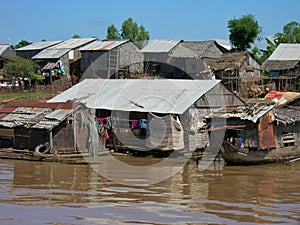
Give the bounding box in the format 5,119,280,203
181,40,228,58
209,51,260,71
262,60,299,71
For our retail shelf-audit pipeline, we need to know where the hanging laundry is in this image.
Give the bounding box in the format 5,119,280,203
131,120,139,129
139,119,147,129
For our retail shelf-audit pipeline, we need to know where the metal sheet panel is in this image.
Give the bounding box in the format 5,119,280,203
42,62,57,70
16,41,63,51
0,121,16,128
49,79,221,114
13,107,49,114
268,43,300,60
32,48,70,59
79,40,129,51
141,39,181,53
32,120,60,129
45,109,72,121
0,105,73,129
48,38,97,49
0,44,11,56
258,111,276,150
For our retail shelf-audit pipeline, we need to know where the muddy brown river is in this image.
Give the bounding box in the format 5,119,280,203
0,156,299,224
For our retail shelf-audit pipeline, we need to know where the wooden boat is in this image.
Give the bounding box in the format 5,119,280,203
220,141,300,165
0,147,107,164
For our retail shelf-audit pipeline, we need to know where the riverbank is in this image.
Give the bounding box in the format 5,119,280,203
0,76,71,106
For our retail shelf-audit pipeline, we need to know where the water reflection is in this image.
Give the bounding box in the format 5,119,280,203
0,158,299,224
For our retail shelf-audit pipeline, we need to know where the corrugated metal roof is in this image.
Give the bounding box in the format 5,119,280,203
0,102,76,129
268,44,300,60
141,39,182,53
16,41,63,51
79,39,129,51
1,102,76,110
275,106,300,125
49,79,221,114
45,109,71,121
0,107,51,128
32,120,60,129
42,62,57,70
0,44,11,56
206,105,274,123
48,38,97,50
32,48,70,59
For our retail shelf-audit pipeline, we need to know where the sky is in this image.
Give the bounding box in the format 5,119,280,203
1,0,300,49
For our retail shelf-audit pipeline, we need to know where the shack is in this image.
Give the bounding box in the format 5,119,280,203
0,102,102,162
206,100,300,164
0,44,16,71
141,39,212,79
32,38,97,81
262,43,300,91
16,40,63,59
79,39,143,79
49,79,245,153
208,51,262,97
168,44,211,79
181,40,228,61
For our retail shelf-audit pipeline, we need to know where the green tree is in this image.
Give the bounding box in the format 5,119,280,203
121,18,139,40
275,21,300,43
228,14,262,51
72,34,81,38
3,56,43,81
136,25,150,47
106,18,150,46
106,24,120,40
14,40,32,49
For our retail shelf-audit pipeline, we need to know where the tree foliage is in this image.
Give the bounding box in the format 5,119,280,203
72,34,81,38
106,24,119,40
3,56,43,80
14,40,32,49
228,14,262,51
121,18,139,40
106,18,150,47
275,21,300,43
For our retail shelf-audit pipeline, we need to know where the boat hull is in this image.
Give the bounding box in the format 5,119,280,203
220,141,300,165
0,148,107,164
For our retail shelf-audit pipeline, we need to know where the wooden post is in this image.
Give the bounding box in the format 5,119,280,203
49,131,54,154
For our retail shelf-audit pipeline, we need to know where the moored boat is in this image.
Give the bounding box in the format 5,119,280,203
206,96,300,165
220,141,300,165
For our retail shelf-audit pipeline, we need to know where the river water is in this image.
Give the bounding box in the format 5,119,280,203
0,156,299,225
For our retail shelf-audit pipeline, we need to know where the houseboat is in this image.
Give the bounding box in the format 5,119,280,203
206,99,300,165
49,78,245,155
0,102,106,163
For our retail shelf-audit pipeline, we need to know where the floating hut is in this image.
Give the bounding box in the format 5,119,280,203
206,97,300,165
0,102,103,163
49,79,245,154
